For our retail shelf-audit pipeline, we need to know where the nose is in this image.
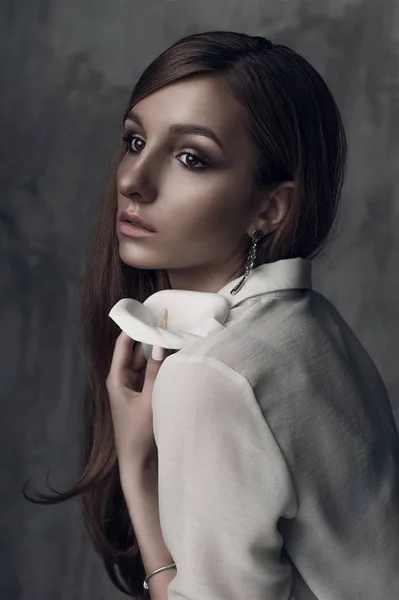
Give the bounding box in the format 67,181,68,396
117,150,158,200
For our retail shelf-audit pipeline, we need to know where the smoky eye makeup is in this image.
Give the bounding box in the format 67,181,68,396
120,129,215,171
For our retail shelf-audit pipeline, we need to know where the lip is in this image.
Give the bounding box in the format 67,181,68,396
119,221,156,238
119,210,157,232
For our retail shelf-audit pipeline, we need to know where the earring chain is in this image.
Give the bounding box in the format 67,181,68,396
229,229,265,295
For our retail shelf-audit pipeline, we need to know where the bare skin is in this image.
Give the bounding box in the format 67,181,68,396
116,73,294,292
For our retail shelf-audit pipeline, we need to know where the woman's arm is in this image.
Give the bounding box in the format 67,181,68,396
124,464,177,600
150,354,295,599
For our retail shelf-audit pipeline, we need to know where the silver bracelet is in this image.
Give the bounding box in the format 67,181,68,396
143,561,177,590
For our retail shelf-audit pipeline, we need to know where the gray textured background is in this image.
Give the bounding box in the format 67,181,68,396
1,1,398,599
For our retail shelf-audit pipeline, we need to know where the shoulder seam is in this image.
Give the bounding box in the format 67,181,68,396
164,352,299,513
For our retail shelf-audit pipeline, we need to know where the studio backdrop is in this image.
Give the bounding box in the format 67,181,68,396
1,1,398,599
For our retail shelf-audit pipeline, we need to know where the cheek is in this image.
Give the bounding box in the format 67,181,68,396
170,177,238,225
175,202,244,249
177,196,231,236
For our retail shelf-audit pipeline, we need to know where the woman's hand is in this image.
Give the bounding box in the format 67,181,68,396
106,329,167,483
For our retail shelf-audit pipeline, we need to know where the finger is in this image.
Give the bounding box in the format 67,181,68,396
141,309,168,385
141,346,166,393
131,341,147,373
108,331,135,382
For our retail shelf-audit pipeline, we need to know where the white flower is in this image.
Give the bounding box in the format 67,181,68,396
109,289,231,360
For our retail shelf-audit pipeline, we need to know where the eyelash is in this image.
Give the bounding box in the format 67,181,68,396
121,134,209,171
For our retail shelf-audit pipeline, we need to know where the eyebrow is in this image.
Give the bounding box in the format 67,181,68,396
124,109,224,151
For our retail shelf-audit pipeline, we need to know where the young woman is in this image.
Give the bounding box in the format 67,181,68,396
25,30,399,599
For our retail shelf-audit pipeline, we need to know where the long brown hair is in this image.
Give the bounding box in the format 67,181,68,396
23,30,347,598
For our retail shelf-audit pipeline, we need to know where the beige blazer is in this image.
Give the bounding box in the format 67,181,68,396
151,258,399,600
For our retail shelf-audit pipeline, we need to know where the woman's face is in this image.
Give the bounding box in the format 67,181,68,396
116,74,267,292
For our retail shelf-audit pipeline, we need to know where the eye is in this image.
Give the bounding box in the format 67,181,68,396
121,134,209,171
121,134,143,154
177,151,207,170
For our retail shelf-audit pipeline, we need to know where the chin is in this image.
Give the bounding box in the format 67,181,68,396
118,251,161,270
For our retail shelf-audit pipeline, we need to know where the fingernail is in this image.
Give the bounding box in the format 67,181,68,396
152,345,165,361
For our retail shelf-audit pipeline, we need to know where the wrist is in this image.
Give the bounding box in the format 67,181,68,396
121,462,175,589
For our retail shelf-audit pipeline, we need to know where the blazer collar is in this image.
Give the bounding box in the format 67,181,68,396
109,257,312,358
217,256,312,308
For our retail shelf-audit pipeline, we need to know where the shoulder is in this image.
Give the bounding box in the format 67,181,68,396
160,288,395,451
171,289,349,383
154,351,255,416
160,288,354,394
153,290,339,435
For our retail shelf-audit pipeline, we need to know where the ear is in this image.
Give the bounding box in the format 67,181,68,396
249,180,295,235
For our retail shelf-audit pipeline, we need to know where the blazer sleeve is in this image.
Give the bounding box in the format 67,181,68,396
151,353,299,600
273,364,399,600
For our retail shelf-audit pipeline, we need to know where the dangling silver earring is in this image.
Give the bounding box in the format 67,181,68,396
230,229,265,295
